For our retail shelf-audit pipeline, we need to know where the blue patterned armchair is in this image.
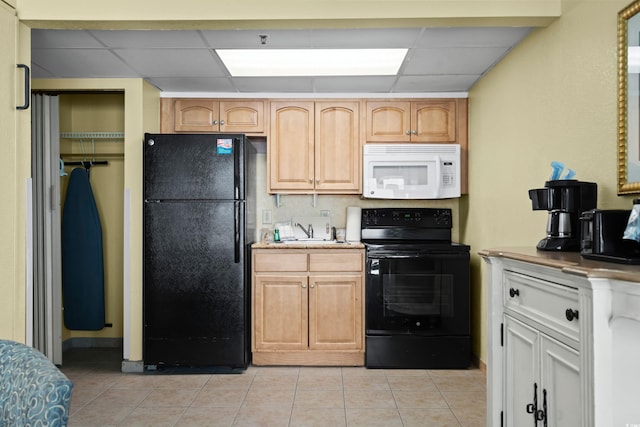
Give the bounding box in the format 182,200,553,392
0,339,73,426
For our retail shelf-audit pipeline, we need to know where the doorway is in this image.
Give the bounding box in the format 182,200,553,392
31,91,125,364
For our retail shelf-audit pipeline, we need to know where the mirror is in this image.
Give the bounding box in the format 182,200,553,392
619,0,640,194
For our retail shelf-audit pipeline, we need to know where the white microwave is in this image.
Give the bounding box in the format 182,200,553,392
362,144,461,199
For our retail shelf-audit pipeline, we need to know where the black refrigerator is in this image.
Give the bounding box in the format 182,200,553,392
143,133,256,370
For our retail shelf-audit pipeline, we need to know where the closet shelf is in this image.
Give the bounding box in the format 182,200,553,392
60,132,124,140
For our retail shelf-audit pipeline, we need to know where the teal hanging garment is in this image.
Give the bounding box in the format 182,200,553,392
62,167,105,330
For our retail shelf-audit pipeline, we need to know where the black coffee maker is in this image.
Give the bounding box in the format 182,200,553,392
528,180,597,251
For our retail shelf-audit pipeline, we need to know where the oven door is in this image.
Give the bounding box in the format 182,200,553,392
365,249,470,336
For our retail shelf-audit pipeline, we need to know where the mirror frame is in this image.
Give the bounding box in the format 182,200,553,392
619,0,640,194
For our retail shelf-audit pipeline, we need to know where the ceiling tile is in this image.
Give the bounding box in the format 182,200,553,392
307,28,422,48
31,30,103,48
31,49,137,77
313,76,397,92
232,77,314,92
417,27,532,47
394,75,480,92
91,30,207,48
403,47,509,75
147,77,236,92
201,29,313,48
114,48,225,77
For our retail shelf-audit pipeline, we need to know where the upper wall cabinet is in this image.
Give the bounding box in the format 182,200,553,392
269,100,361,194
365,99,460,143
161,98,266,135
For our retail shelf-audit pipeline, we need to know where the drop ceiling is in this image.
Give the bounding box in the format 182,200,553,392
31,27,532,94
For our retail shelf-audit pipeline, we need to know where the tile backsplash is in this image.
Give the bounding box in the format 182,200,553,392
254,153,461,240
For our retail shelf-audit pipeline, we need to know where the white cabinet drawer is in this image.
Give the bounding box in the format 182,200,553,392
503,270,580,342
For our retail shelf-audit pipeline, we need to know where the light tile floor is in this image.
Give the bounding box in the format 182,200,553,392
62,348,486,427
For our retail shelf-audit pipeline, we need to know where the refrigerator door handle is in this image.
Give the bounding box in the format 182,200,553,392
234,202,240,263
234,138,240,200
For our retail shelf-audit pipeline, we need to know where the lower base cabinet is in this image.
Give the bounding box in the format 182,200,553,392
251,248,364,366
504,316,580,427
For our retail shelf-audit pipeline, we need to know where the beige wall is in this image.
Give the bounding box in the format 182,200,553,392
465,0,637,362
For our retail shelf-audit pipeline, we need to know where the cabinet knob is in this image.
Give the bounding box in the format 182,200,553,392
405,130,411,135
509,288,520,298
310,283,315,288
302,283,306,288
220,120,225,125
213,120,218,125
565,308,579,322
412,130,417,135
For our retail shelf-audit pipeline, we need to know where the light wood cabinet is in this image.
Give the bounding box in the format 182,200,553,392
160,98,266,134
268,100,361,194
252,249,364,365
366,99,459,142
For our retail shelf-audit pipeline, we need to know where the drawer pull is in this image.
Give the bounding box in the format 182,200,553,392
509,288,520,298
565,308,579,322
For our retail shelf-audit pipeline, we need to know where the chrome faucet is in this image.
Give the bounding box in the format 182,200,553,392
295,223,314,238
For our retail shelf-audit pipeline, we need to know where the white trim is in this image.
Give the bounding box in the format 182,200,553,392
25,178,33,347
160,92,469,99
123,188,131,360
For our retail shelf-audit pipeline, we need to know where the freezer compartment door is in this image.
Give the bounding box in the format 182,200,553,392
143,201,248,368
144,133,244,200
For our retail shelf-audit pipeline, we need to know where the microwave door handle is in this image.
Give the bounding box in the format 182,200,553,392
434,155,442,198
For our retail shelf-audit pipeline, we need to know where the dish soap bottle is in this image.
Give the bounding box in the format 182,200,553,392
274,228,280,242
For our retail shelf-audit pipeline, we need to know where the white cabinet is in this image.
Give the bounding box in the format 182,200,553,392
502,269,582,427
504,316,581,427
481,248,640,427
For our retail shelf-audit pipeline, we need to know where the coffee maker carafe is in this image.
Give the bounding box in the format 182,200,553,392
528,180,597,251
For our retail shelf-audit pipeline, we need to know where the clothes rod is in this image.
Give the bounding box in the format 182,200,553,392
60,132,124,140
65,161,109,166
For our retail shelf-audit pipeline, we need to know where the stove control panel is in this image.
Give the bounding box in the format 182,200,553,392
361,208,452,228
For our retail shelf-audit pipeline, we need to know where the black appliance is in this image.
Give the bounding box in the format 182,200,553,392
528,180,597,251
580,209,640,264
361,208,471,369
143,133,257,370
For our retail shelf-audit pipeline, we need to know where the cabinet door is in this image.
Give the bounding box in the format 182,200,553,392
314,101,361,192
269,101,315,191
412,100,456,142
220,100,265,133
504,316,539,427
174,99,219,132
308,274,362,350
365,101,411,142
253,274,308,350
541,335,581,427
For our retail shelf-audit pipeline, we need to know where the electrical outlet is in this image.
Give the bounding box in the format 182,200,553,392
320,210,331,217
262,209,272,224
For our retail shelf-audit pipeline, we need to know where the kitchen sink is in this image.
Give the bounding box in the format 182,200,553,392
281,239,338,245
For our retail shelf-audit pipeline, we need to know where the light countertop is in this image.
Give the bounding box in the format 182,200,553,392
252,241,365,249
479,246,640,283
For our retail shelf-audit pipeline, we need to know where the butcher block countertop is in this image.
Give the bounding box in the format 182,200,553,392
252,241,365,249
479,246,640,284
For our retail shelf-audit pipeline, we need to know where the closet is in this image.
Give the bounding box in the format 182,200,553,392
58,92,125,349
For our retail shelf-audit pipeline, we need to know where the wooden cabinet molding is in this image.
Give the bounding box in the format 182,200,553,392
251,249,364,366
160,98,266,134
